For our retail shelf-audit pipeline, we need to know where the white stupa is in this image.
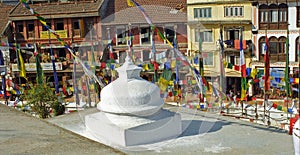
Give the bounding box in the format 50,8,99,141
85,55,182,146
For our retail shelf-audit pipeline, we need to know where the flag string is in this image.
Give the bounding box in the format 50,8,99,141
20,0,106,88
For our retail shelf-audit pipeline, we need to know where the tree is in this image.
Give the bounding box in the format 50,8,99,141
22,84,64,118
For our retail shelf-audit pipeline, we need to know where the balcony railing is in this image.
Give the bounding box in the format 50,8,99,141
224,40,247,50
259,53,286,62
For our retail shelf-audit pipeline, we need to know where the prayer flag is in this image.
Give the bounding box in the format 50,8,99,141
36,54,44,85
127,0,134,7
0,49,4,65
240,30,247,100
285,30,291,97
158,76,169,92
17,49,26,79
0,50,6,100
264,31,270,91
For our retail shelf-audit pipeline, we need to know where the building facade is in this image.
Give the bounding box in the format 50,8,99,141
251,0,299,97
8,0,107,89
187,0,253,94
101,0,187,63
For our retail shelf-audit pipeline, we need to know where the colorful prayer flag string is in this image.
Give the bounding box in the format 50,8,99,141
20,0,106,88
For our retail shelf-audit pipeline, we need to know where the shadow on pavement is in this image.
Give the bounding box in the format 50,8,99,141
180,120,231,137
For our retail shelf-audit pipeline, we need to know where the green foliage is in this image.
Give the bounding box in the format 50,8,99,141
21,84,65,118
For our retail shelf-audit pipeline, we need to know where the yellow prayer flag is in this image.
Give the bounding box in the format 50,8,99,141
250,68,257,79
143,64,149,71
166,39,174,48
192,80,197,85
18,49,26,79
295,78,299,84
40,20,47,26
282,107,287,112
171,60,176,68
90,84,94,90
127,0,134,7
111,70,116,77
241,89,247,100
223,61,228,68
158,77,169,92
12,90,17,95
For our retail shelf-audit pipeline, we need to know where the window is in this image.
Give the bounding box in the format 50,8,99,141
202,52,214,66
195,30,213,43
116,27,127,46
297,7,300,27
27,23,34,38
259,4,268,22
259,4,288,29
142,50,150,62
72,19,81,37
140,27,151,44
55,21,64,30
270,10,278,22
165,26,175,44
42,21,51,31
226,55,240,65
259,36,287,62
279,9,287,22
194,8,211,18
17,24,24,33
224,27,242,48
224,6,243,17
73,21,80,29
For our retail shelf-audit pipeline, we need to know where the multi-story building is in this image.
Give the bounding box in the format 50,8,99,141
8,0,107,88
187,0,253,94
101,0,187,65
0,3,14,88
251,0,299,97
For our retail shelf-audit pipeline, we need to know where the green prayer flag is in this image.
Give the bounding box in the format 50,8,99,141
285,30,291,96
36,54,44,85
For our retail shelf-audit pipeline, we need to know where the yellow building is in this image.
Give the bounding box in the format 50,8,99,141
187,0,253,94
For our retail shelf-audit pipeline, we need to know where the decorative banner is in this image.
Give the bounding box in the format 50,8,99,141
12,62,63,71
40,30,68,39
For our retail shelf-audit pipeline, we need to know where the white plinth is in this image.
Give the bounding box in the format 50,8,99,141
85,109,182,146
293,119,300,155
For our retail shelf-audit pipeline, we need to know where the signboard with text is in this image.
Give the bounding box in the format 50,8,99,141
40,30,68,39
12,62,63,71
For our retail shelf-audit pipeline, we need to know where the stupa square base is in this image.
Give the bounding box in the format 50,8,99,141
85,109,182,146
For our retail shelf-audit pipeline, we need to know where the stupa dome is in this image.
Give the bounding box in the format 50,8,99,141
97,55,164,117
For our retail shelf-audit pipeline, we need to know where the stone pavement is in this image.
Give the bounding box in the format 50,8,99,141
0,103,297,155
0,104,125,155
48,105,296,155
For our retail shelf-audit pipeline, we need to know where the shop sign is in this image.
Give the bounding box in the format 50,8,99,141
12,62,63,71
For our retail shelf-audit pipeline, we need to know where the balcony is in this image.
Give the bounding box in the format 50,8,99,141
259,53,286,62
259,22,288,30
224,40,247,50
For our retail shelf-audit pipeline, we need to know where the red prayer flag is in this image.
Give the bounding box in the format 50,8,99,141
264,32,270,91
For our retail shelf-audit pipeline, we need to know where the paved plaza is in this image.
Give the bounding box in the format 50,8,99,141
0,103,297,155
